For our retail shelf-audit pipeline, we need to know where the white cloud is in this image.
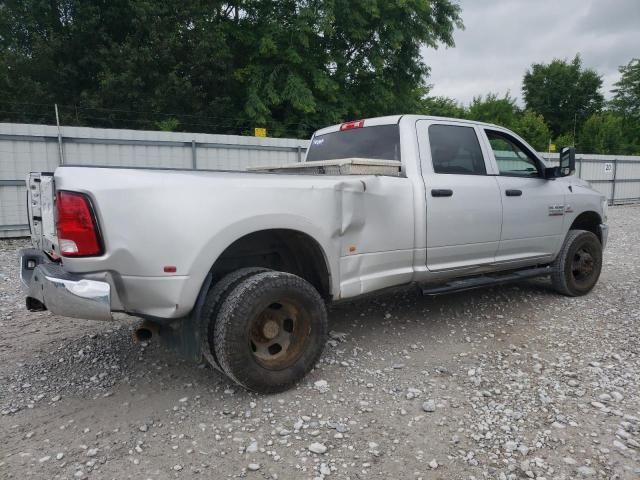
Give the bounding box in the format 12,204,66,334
421,0,640,106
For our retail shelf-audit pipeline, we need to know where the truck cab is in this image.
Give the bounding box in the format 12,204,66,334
306,115,607,278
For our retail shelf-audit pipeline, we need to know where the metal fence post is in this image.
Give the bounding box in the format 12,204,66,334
611,158,618,206
191,140,197,169
297,146,302,163
55,103,65,165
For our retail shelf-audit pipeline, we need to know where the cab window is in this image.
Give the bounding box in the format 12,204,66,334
428,125,486,175
486,130,541,177
306,125,401,162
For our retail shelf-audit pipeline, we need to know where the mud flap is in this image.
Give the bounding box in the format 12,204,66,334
154,272,225,373
156,314,203,364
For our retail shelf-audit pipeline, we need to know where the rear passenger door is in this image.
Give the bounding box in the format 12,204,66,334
416,120,502,271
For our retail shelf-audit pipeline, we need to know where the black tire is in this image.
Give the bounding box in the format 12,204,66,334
214,271,328,393
202,267,270,371
551,229,602,296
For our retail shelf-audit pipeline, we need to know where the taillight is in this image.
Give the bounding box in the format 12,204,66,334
56,191,103,257
340,120,364,130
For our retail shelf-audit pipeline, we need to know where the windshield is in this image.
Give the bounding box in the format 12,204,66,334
306,124,401,162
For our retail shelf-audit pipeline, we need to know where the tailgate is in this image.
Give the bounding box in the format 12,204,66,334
26,172,58,255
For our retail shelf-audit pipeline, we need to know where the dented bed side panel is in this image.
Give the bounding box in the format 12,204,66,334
335,176,417,296
52,166,421,317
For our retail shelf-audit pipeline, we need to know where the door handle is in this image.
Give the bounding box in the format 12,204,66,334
505,189,522,197
431,189,453,197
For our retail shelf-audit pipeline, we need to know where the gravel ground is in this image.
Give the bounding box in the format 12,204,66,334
1,205,639,480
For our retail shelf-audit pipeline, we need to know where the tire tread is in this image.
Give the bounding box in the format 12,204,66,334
551,229,602,296
201,267,269,370
214,271,327,393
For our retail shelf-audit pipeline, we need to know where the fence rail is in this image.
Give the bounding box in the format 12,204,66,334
0,123,308,237
1,123,639,238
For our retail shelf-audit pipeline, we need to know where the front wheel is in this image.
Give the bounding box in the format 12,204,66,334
213,271,328,393
551,229,603,296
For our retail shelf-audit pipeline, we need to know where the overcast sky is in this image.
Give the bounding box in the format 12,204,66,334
421,0,640,106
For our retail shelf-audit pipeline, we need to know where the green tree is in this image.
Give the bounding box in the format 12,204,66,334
0,1,237,129
554,133,575,149
610,59,640,154
512,111,551,151
467,92,519,128
419,96,466,118
522,54,604,137
156,118,180,132
611,59,640,119
579,113,625,154
0,0,463,137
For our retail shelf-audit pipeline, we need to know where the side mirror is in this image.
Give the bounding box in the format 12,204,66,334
545,146,575,178
558,146,576,177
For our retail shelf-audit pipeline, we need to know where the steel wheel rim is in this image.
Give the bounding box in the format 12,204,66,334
248,299,311,370
571,246,596,285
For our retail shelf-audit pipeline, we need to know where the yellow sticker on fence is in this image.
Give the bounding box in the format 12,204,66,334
254,128,267,138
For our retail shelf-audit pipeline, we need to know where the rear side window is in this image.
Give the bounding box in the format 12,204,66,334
306,125,400,162
428,124,486,175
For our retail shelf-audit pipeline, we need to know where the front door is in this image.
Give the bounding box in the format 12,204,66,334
482,129,566,262
417,120,503,271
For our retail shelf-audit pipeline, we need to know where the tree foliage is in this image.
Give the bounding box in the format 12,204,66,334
522,55,603,137
0,0,463,137
611,59,640,119
579,113,625,154
466,92,519,128
512,111,551,152
423,55,639,155
420,96,465,119
2,3,638,155
609,59,640,154
553,133,575,150
418,94,553,152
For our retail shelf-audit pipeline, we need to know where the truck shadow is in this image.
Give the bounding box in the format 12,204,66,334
0,277,564,412
154,278,561,392
328,278,558,335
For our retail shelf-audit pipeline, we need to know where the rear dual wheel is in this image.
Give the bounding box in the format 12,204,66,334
201,267,269,371
204,270,328,393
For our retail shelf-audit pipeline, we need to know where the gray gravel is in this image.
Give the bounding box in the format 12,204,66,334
1,205,639,479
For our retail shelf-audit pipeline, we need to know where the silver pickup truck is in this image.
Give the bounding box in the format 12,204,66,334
19,115,608,392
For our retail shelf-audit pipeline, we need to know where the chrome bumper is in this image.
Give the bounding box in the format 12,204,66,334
19,248,112,321
599,223,609,250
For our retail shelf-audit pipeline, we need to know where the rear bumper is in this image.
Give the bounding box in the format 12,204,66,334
19,248,112,321
599,223,609,250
